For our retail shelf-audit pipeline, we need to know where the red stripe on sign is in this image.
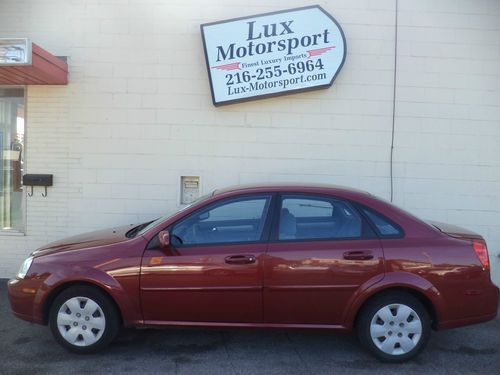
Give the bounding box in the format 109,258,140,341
211,62,241,71
307,46,336,57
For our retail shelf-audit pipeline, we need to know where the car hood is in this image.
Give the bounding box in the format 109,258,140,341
32,224,137,257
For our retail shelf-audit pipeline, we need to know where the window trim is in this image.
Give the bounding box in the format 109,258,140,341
148,193,277,249
354,203,405,239
270,192,377,243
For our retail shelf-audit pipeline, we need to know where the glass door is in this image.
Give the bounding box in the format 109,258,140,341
0,87,25,231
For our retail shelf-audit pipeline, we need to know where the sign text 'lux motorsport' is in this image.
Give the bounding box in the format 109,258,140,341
201,5,347,106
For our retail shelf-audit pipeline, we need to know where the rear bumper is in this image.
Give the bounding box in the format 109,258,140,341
7,278,45,325
437,283,499,330
437,310,498,330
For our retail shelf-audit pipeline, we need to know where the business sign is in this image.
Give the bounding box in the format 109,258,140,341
201,5,346,106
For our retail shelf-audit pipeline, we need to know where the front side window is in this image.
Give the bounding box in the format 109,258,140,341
171,195,271,246
279,195,364,240
0,87,24,232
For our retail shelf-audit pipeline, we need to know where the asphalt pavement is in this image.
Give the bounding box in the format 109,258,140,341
1,279,499,374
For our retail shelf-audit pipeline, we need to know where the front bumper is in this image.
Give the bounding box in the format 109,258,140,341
7,278,45,325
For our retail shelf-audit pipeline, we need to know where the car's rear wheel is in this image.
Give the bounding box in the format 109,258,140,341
49,285,120,353
357,292,431,362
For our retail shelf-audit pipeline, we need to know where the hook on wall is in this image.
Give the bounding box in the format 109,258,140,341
22,174,53,198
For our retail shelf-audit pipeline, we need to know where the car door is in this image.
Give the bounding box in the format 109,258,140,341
263,193,385,325
140,194,274,324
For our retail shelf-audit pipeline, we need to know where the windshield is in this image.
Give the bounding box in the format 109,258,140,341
130,192,214,238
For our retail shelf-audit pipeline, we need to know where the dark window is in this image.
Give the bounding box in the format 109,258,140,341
171,195,271,245
278,195,364,240
362,207,402,237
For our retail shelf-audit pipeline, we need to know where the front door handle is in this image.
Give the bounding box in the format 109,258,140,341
225,254,256,265
343,250,374,260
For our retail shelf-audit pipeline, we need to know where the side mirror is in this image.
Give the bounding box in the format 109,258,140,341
158,230,170,249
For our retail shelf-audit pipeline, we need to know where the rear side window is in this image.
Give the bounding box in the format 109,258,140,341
278,195,371,240
362,207,403,237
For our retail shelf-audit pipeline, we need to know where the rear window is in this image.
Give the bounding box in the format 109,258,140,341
362,207,403,237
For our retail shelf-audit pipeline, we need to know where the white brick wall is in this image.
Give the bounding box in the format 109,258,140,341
394,0,500,284
0,0,499,285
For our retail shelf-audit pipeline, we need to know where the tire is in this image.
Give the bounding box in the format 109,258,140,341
357,292,431,362
49,285,120,353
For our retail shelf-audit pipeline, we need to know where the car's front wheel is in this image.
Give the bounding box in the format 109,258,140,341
357,292,431,362
49,285,120,353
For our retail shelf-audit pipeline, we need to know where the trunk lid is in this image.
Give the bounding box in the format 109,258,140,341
427,220,484,240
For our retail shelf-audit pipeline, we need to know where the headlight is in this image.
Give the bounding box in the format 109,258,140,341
17,256,33,279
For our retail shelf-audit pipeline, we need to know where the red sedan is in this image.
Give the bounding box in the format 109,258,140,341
7,184,499,362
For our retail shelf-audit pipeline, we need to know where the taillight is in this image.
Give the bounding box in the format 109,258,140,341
473,240,490,270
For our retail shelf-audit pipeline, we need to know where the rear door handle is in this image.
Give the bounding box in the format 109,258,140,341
225,254,256,265
343,250,374,260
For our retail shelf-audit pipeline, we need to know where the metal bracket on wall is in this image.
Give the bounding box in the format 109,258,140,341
22,174,53,198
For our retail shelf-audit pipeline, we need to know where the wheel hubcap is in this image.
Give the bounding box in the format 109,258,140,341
370,303,422,356
56,296,106,347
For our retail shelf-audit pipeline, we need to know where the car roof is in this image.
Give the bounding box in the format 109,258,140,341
212,183,371,197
